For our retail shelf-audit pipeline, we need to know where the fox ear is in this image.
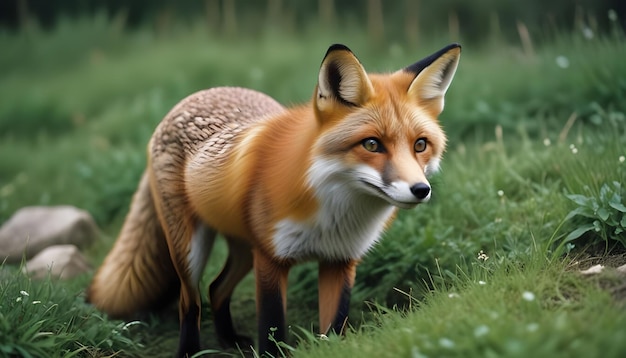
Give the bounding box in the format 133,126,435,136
405,44,461,116
316,44,374,111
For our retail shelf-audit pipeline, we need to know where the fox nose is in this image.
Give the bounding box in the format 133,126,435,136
410,182,431,200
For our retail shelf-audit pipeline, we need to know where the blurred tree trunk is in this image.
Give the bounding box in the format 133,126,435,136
489,12,501,45
205,0,220,33
516,21,535,59
222,0,237,37
155,8,173,36
367,0,384,46
404,0,419,47
267,0,283,27
18,0,31,31
319,0,335,29
448,11,459,42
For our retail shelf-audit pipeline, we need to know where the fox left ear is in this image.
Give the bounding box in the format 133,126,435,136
405,43,461,116
316,44,375,112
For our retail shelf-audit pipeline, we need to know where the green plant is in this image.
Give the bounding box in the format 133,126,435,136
564,181,626,248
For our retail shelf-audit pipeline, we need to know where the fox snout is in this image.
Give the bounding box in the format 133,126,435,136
410,182,431,201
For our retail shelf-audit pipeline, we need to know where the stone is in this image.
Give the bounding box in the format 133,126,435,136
0,206,99,263
580,264,604,275
23,244,92,279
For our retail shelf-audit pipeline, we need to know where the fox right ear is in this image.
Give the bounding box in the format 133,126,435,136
405,44,461,116
315,44,374,112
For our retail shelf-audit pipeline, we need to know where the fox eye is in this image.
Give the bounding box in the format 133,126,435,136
362,138,384,153
414,138,427,153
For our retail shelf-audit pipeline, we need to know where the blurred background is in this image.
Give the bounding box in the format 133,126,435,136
1,0,625,42
0,0,626,356
1,2,625,355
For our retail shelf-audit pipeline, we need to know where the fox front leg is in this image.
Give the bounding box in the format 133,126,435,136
318,260,357,335
253,249,291,357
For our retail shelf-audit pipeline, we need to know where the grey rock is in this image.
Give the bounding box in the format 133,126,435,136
23,244,92,279
0,206,99,263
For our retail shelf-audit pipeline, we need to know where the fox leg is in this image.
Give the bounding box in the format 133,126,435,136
318,260,357,335
148,163,216,357
209,238,254,349
253,248,291,356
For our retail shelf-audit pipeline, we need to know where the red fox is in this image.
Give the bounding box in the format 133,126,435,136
88,43,460,357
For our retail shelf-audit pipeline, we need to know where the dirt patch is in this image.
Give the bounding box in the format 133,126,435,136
569,246,626,305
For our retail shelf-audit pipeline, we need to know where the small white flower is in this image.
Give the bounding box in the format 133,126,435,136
582,27,594,39
526,323,539,332
555,56,570,69
16,297,22,302
543,138,551,146
474,325,490,338
448,292,460,298
522,291,536,301
619,155,625,163
571,147,578,154
478,280,487,285
439,338,455,349
318,334,329,341
20,290,29,297
477,250,489,261
497,190,504,197
32,301,41,305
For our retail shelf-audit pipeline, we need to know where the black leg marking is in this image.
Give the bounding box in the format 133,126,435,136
257,289,285,357
331,283,352,334
213,295,253,349
177,303,201,358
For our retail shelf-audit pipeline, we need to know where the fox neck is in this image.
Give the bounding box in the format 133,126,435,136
271,156,397,261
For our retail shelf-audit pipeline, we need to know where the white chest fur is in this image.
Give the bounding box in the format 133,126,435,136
272,197,395,261
271,158,396,261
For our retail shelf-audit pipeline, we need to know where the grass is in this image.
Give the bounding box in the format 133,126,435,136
0,267,141,357
1,13,626,358
294,253,626,358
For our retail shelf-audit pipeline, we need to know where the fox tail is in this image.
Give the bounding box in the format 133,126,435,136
87,171,179,318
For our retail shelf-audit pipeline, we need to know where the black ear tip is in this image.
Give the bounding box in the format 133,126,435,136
446,43,462,52
439,43,461,54
325,44,352,56
404,43,462,75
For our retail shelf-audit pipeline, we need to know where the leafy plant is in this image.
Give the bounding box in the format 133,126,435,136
564,181,626,247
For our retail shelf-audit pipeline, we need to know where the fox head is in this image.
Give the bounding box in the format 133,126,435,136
309,43,461,209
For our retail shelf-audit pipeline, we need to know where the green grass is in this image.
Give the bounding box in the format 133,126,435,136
294,253,626,358
0,267,141,357
1,14,626,358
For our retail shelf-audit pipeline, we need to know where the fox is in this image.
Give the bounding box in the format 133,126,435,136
87,43,461,357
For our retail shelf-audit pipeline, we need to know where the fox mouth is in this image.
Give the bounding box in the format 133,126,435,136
358,180,420,209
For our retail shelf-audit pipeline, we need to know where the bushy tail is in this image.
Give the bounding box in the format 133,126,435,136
87,171,180,319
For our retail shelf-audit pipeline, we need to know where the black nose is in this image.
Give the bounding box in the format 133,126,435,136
410,182,431,200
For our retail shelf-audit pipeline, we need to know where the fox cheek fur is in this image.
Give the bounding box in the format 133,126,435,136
87,43,460,358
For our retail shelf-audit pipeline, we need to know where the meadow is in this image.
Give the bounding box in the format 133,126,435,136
1,11,626,358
